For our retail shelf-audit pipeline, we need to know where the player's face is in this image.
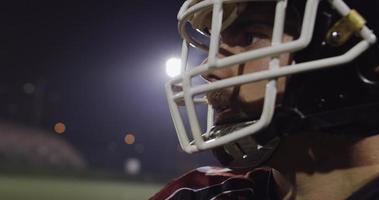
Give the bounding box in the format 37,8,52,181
203,3,294,126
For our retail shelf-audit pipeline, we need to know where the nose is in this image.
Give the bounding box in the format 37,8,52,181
201,59,236,82
201,45,243,82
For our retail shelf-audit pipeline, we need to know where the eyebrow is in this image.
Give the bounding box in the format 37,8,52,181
235,18,274,29
224,19,274,37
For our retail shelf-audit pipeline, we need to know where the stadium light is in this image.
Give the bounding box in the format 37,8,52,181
165,57,181,78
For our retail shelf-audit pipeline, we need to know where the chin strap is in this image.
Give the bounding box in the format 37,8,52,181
211,102,379,170
210,120,282,170
295,102,379,136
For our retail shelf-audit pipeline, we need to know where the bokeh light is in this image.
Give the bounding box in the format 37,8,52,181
165,57,182,77
23,83,35,94
124,133,136,145
124,158,141,175
54,122,66,134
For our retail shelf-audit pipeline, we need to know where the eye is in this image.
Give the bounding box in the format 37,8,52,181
221,25,269,47
225,32,255,47
246,32,257,45
243,32,262,47
245,32,255,46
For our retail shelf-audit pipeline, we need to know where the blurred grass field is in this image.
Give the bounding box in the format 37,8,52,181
0,174,163,200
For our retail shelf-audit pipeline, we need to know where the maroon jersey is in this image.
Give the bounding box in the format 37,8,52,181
151,166,379,200
149,166,281,200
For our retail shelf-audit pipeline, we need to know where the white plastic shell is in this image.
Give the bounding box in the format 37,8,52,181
166,0,377,153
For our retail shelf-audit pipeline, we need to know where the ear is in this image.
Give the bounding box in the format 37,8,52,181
375,65,379,75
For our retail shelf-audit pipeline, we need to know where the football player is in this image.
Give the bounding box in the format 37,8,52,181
152,0,378,199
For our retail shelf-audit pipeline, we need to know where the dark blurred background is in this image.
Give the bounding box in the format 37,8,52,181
0,1,217,198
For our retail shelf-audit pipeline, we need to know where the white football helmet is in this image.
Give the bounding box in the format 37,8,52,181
165,0,377,164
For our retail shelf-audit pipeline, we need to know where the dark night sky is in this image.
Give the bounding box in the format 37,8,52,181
0,1,216,180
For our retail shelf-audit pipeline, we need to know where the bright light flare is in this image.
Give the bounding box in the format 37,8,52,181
165,58,182,78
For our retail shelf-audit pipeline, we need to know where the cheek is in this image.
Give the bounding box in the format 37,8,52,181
239,77,287,104
240,80,267,103
237,53,290,104
279,53,292,66
239,58,269,103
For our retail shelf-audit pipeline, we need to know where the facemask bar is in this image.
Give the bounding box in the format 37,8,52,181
166,0,377,153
